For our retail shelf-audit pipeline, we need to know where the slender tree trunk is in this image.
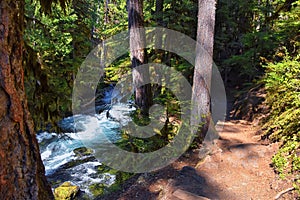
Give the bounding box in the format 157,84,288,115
104,0,110,24
191,0,216,139
155,0,164,27
0,1,53,199
152,0,164,98
128,0,152,116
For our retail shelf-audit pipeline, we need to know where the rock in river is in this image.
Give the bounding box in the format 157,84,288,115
54,182,79,200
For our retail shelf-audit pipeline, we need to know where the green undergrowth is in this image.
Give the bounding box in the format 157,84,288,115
114,87,184,153
263,54,300,192
88,165,134,198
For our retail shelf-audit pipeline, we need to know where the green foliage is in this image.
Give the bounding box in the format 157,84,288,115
224,31,278,77
98,1,128,39
214,0,257,81
162,0,197,37
104,55,131,82
115,88,182,153
273,1,300,58
263,54,300,191
24,0,131,131
272,140,300,177
215,0,300,83
24,0,92,131
116,115,179,153
90,164,133,197
23,0,198,132
38,0,71,14
263,55,300,141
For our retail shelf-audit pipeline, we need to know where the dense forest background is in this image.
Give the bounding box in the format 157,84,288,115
23,0,299,194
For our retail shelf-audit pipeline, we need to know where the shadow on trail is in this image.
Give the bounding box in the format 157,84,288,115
95,163,228,200
174,165,237,200
174,166,221,199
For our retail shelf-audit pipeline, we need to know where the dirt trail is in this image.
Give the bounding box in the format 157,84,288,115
191,120,281,199
99,120,297,200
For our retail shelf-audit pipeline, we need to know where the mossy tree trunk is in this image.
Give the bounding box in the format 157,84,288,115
0,0,53,199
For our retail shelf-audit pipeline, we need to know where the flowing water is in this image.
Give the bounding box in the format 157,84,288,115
36,87,135,198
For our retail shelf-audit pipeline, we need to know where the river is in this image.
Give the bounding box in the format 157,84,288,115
36,87,135,198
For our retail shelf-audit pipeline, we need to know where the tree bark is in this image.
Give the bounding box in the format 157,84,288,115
191,0,216,139
128,0,152,116
0,1,54,199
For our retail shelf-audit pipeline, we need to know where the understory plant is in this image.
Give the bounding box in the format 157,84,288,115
263,53,300,192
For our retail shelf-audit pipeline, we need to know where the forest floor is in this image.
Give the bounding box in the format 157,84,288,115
98,119,299,200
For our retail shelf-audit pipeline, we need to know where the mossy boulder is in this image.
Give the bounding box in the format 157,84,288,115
89,183,105,196
61,156,95,169
73,147,94,157
97,165,118,174
54,182,79,200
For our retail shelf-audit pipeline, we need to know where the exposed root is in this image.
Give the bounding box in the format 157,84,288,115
274,187,295,199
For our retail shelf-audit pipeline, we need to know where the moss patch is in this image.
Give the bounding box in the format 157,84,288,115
89,183,105,196
54,182,79,200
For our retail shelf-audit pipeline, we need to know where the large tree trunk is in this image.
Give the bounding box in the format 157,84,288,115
191,0,216,139
0,1,54,199
128,0,152,116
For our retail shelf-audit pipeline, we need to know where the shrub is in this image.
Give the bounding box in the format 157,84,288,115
263,54,300,192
